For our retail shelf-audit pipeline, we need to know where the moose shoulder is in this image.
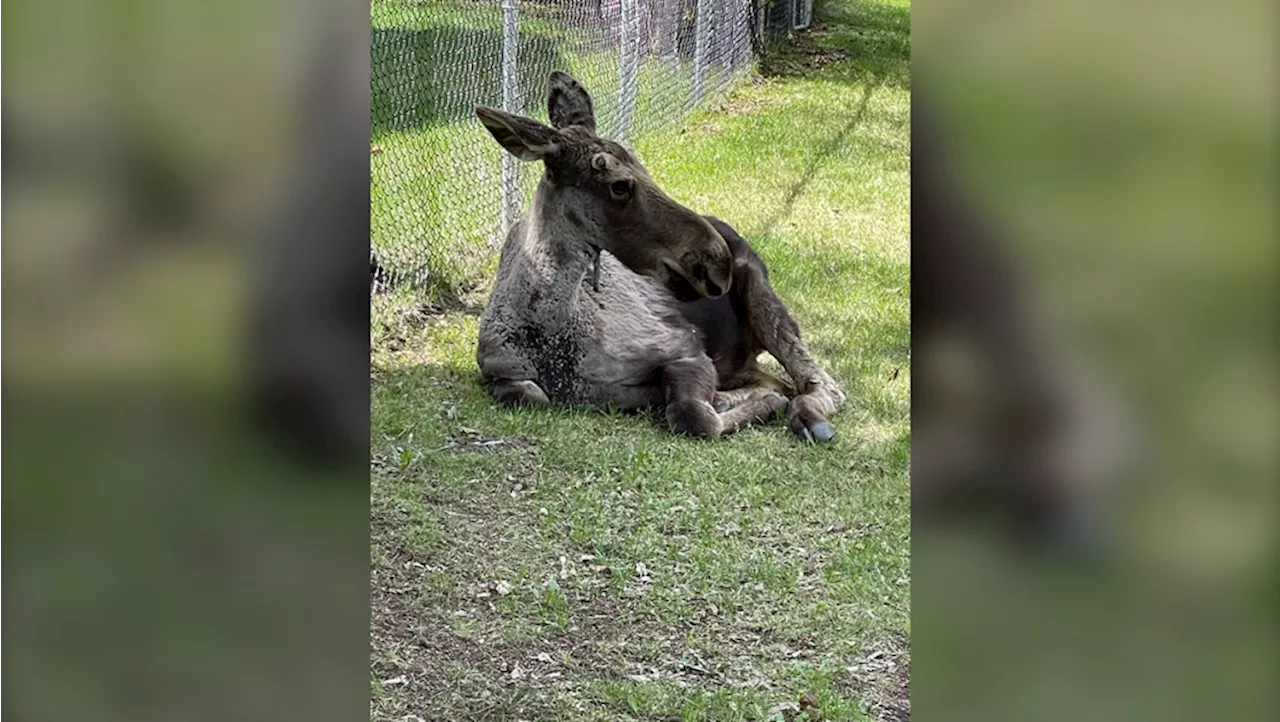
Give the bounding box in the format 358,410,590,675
475,71,844,442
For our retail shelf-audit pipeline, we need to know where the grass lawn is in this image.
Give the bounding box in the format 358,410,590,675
370,0,911,719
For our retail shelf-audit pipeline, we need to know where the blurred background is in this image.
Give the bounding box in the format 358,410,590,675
912,0,1277,720
2,0,1276,720
3,0,370,720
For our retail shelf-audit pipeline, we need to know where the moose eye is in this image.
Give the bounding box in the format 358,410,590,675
609,179,633,200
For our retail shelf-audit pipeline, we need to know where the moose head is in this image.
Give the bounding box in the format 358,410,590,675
476,71,732,300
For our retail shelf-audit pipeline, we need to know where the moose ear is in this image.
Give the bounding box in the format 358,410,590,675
475,106,560,161
546,70,596,131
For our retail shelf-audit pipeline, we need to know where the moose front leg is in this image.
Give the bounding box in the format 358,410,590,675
490,378,551,407
478,334,550,408
733,247,846,443
663,356,787,438
662,356,723,438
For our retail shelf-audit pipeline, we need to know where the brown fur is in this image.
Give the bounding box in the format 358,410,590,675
474,72,842,441
682,217,845,441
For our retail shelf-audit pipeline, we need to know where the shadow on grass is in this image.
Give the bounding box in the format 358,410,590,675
374,360,909,468
749,0,909,240
752,79,880,240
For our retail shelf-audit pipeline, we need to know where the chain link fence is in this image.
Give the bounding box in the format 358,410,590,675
371,0,811,298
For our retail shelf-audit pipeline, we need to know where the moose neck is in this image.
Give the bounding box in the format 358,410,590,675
520,178,600,328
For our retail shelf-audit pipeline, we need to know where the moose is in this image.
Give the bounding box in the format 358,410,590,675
474,71,845,442
911,91,1126,550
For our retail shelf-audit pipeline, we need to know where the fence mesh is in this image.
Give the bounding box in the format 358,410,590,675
370,0,807,298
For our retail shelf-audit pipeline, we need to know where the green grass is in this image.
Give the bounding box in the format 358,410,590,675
370,0,910,719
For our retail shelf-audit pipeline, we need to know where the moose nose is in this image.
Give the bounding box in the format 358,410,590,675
676,216,733,298
707,252,733,298
691,259,730,298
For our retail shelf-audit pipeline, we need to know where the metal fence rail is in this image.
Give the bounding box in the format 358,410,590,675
370,0,810,297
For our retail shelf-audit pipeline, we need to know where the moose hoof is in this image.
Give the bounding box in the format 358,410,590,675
1026,502,1108,562
792,419,836,444
713,400,731,414
808,421,836,444
787,395,835,444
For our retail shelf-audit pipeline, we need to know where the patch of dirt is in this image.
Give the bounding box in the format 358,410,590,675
371,560,539,719
685,77,777,133
371,473,652,719
422,288,488,318
386,294,485,329
761,27,849,78
841,630,910,722
371,476,781,719
371,453,907,720
371,491,550,719
767,691,827,721
433,427,538,454
373,289,488,356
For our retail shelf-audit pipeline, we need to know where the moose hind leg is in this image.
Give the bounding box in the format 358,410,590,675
712,386,758,413
713,366,795,412
665,361,784,437
716,390,788,434
712,379,788,413
662,357,723,438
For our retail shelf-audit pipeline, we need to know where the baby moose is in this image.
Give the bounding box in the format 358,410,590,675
475,71,844,442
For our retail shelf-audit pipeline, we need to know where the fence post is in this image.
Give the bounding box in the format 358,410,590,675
795,0,812,29
618,0,639,139
692,0,711,105
500,0,520,234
